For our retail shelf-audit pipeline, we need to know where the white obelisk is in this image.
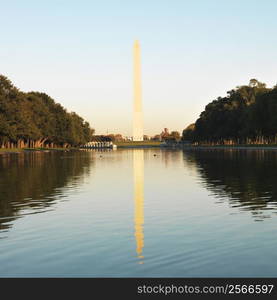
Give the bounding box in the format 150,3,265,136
133,40,143,141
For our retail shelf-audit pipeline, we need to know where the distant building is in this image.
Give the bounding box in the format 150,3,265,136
82,135,116,149
160,128,170,140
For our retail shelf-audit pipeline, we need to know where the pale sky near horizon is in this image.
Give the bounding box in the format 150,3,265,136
1,0,277,136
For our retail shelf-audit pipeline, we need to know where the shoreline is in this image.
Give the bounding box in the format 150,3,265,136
0,148,76,155
167,145,277,151
116,145,161,149
1,144,277,155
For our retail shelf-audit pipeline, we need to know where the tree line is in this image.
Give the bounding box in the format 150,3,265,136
182,79,277,145
0,75,94,148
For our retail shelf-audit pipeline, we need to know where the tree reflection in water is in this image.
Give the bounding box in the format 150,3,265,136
0,151,92,232
183,149,277,221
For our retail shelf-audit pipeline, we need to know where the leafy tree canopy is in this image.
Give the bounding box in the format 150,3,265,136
0,75,94,148
182,79,277,145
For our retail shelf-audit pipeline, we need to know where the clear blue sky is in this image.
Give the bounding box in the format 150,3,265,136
1,0,277,136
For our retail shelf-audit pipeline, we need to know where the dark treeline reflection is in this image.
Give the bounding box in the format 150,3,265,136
183,149,277,221
0,151,92,231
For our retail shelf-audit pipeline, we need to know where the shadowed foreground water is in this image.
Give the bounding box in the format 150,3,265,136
0,149,277,277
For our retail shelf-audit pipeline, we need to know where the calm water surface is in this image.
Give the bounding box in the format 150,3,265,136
0,148,277,277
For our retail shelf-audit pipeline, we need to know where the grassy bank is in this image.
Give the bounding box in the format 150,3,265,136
24,147,75,151
114,141,162,148
180,144,277,150
0,147,76,154
0,148,24,153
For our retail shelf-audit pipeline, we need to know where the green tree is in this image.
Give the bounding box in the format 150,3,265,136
183,79,275,145
0,74,94,148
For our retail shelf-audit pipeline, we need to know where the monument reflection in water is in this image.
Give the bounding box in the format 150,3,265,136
133,149,144,264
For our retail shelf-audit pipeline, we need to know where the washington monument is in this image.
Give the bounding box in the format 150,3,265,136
133,40,143,141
